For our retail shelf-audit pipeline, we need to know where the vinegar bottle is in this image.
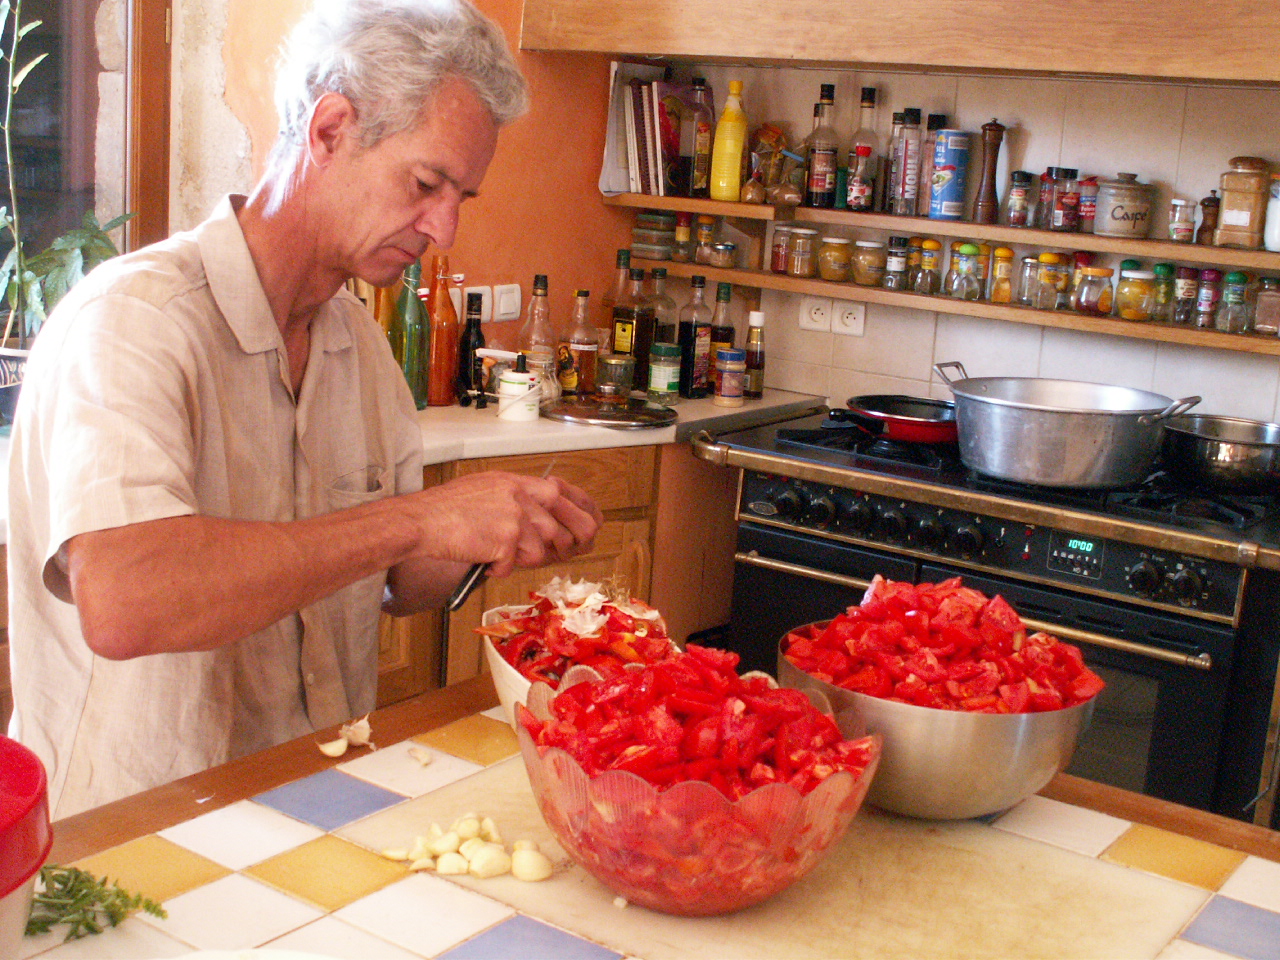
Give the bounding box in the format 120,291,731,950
425,255,459,406
564,289,598,397
686,77,715,199
744,310,765,399
677,275,713,398
599,249,630,352
709,80,748,202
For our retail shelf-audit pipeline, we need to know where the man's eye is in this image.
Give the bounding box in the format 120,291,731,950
416,179,438,194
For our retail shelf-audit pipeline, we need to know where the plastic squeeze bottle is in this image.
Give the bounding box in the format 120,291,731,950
709,80,748,202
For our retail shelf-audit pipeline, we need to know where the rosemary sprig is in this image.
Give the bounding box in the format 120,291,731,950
24,865,166,941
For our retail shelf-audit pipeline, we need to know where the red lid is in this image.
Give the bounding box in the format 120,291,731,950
0,736,52,897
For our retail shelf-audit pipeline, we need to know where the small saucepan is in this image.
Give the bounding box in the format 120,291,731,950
840,394,959,444
1162,414,1280,492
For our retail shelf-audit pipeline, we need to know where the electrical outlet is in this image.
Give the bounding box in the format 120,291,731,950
832,302,866,336
798,296,833,331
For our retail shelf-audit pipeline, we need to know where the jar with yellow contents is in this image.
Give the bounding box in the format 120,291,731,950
988,246,1015,303
817,236,853,281
1073,266,1114,316
1115,269,1156,322
852,239,887,286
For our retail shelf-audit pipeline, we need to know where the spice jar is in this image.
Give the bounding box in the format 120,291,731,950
1214,271,1253,333
883,236,909,290
596,353,636,400
1196,190,1220,245
913,239,943,294
1050,167,1081,232
1015,255,1040,306
1093,172,1156,239
1073,267,1114,316
672,213,695,262
1005,170,1033,227
1267,177,1280,253
1033,253,1066,310
1115,269,1156,322
1169,199,1196,243
948,243,981,300
713,347,746,407
988,246,1015,303
852,239,887,286
1173,266,1199,325
1195,269,1223,328
694,215,718,264
786,228,819,278
817,236,853,281
1215,156,1270,249
770,226,793,273
1253,277,1280,335
1078,177,1100,233
1151,263,1176,323
709,242,737,269
647,342,681,403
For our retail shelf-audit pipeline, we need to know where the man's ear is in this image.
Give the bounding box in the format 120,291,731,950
307,92,358,167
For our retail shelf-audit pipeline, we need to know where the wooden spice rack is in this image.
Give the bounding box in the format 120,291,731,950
605,193,1280,358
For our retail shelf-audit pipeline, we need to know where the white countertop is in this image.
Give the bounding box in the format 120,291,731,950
0,390,823,546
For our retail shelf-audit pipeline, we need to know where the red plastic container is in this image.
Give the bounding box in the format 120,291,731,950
0,736,51,954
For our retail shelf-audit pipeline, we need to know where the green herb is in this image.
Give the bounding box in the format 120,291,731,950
24,864,166,941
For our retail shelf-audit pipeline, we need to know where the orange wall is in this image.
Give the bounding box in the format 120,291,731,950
222,0,630,341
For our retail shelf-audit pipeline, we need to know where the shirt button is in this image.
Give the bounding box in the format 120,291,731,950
305,673,316,685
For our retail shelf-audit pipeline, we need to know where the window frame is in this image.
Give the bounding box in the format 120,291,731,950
125,0,169,249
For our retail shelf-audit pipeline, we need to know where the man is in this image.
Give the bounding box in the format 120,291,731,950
7,0,602,818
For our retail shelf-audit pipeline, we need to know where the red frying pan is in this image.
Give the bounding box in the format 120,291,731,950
838,395,958,444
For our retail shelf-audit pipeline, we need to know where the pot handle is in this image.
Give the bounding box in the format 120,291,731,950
1139,396,1201,425
933,361,968,387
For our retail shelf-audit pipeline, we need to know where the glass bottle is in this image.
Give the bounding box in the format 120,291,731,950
1015,256,1040,306
1005,170,1033,227
1195,269,1223,328
708,282,735,395
1173,267,1199,325
948,243,982,300
804,83,839,208
457,291,486,400
600,249,630,353
614,268,655,389
694,215,718,264
988,246,1014,303
847,145,876,211
942,240,965,296
853,240,887,286
519,273,557,392
892,108,923,215
425,254,459,407
1078,176,1100,233
1151,263,1176,323
1033,166,1059,229
686,77,715,199
562,289,598,398
882,236,909,290
975,243,992,299
1196,190,1220,245
913,239,943,294
393,258,428,407
1168,199,1196,243
646,267,679,344
881,111,905,213
1215,271,1252,333
677,275,713,399
849,87,880,211
744,309,765,399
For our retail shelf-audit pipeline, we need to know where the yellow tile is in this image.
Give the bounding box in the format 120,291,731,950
1101,823,1246,890
72,834,229,903
244,834,407,912
413,714,518,766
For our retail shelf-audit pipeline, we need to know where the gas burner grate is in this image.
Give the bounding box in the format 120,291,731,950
776,427,960,475
1107,478,1270,531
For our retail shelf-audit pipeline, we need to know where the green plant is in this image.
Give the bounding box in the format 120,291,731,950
24,865,166,941
0,0,131,347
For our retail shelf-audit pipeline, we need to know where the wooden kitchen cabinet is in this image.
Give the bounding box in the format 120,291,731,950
442,446,658,685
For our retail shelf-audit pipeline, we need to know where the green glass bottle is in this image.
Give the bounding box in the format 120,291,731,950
394,258,428,408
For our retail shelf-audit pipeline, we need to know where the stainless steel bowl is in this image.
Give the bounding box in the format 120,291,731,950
778,635,1095,820
1162,414,1280,492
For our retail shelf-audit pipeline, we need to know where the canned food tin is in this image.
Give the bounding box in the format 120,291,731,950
928,130,971,221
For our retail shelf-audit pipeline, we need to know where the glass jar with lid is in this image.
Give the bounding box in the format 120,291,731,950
1033,253,1066,310
882,236,910,290
1168,199,1196,243
913,239,942,294
1015,255,1040,306
1073,267,1114,316
786,227,819,278
1115,269,1156,321
1215,156,1270,249
852,239,887,286
1151,263,1176,322
708,242,737,269
1214,271,1253,333
1093,172,1156,239
1253,277,1280,335
817,236,853,281
647,342,681,403
988,246,1015,303
694,215,719,264
947,243,982,300
1196,269,1224,328
1173,266,1199,325
1050,167,1081,232
770,225,793,273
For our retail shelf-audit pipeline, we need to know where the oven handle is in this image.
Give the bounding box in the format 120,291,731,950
735,551,1214,672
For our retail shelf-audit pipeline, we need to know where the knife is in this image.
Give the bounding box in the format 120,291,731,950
446,459,557,613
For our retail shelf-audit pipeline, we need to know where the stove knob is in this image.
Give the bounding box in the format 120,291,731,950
1169,568,1203,605
952,524,985,558
839,498,874,534
878,508,909,541
770,488,803,521
1127,560,1164,598
915,517,946,550
802,494,837,527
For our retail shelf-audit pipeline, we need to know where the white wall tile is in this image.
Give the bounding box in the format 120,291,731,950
764,294,835,364
766,357,830,397
931,313,1044,383
1037,328,1158,390
828,369,934,408
1177,87,1280,229
831,303,937,379
1152,343,1280,421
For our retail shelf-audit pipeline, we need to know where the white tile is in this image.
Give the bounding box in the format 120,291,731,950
157,799,324,871
767,357,830,397
992,795,1131,858
1217,855,1280,914
137,873,322,951
1156,938,1243,960
859,71,960,147
827,370,934,409
267,916,421,960
338,740,483,799
1151,342,1280,421
1177,86,1280,226
25,919,193,959
1037,327,1158,390
831,302,937,380
335,873,513,957
930,312,1044,382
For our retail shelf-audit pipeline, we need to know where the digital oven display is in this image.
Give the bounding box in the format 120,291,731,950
1046,530,1105,579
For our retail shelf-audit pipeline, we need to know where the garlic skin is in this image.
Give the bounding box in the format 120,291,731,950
511,848,553,882
317,737,349,758
339,715,375,749
407,745,434,766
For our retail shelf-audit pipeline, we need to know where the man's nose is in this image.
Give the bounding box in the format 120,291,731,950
416,198,460,250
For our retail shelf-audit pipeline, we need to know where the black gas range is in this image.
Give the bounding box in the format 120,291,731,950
693,412,1280,827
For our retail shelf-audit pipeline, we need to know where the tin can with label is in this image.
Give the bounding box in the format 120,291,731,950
928,130,971,220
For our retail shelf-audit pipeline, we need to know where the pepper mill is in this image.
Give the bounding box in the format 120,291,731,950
973,119,1005,224
1197,189,1220,245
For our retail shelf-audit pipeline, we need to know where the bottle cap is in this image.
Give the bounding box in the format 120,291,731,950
1226,271,1249,284
957,243,980,256
1011,170,1033,185
1200,268,1224,282
692,76,707,87
1082,267,1114,277
748,310,765,327
629,267,645,280
716,282,732,301
616,250,630,267
822,236,852,245
1119,259,1142,271
819,83,835,103
855,144,872,157
1152,263,1175,278
575,288,589,297
717,348,746,363
691,275,706,287
652,267,667,279
1122,269,1155,280
994,246,1015,258
1038,252,1061,264
926,113,948,131
467,291,484,310
728,80,743,94
903,107,922,124
650,342,681,358
860,86,877,105
855,239,885,248
533,274,548,293
922,239,943,250
1176,266,1199,280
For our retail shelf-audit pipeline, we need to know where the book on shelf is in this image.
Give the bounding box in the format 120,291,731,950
599,61,663,197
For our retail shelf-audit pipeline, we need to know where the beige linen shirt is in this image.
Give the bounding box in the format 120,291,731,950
7,195,424,818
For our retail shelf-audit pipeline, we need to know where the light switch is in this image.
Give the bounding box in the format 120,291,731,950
494,283,522,321
462,285,493,322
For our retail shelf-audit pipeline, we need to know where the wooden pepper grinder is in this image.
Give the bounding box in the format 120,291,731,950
973,119,1005,224
1196,189,1220,245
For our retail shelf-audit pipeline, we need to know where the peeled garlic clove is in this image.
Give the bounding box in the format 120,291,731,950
479,816,502,844
427,822,444,840
435,852,469,875
409,857,435,872
468,844,512,879
408,835,433,862
453,816,482,841
613,896,628,909
380,848,409,861
407,745,434,766
427,830,461,857
512,839,540,852
458,837,488,861
511,848,553,882
317,737,349,758
339,715,374,748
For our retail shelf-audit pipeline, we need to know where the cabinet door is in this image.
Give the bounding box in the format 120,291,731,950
450,447,656,513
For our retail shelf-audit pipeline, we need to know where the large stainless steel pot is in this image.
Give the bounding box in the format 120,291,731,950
1163,414,1280,492
934,362,1200,488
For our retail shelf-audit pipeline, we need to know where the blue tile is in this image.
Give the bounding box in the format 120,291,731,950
438,915,622,960
1182,895,1280,960
253,768,406,831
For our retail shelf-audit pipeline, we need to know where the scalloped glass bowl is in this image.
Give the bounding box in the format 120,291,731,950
516,667,881,916
778,627,1097,820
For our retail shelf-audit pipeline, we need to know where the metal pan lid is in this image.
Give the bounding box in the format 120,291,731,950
540,397,678,429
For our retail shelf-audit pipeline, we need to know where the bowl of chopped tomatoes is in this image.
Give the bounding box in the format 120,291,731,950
779,576,1104,821
478,578,679,726
516,645,881,916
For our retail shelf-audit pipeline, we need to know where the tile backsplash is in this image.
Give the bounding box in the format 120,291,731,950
673,65,1280,421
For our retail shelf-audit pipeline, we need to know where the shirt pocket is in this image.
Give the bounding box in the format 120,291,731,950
328,464,392,510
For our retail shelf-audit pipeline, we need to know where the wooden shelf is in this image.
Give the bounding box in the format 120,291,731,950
608,193,1280,273
634,257,1280,358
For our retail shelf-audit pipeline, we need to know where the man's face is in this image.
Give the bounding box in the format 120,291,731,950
334,76,499,287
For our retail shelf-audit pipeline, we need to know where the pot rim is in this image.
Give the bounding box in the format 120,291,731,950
947,378,1176,416
1165,414,1280,448
847,394,956,425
